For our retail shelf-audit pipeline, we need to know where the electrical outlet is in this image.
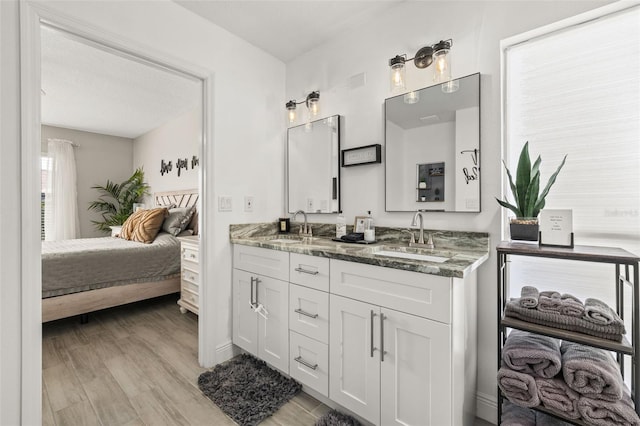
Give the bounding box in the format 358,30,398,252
244,196,254,212
218,196,232,212
306,198,314,212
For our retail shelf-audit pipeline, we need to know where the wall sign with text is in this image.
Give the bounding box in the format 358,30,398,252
539,209,574,248
341,144,382,167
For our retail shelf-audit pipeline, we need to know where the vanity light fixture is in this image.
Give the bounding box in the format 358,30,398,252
285,91,320,124
388,39,453,92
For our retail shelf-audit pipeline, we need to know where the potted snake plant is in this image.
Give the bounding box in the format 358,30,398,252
496,142,567,241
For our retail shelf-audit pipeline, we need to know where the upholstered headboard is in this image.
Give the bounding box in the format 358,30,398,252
154,189,199,234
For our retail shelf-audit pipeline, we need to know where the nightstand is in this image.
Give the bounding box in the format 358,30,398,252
177,235,199,315
109,225,122,237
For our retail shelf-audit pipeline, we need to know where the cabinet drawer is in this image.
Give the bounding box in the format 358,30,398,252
289,331,328,397
330,259,451,323
289,284,329,344
289,253,329,292
233,245,289,281
181,288,199,307
182,247,199,263
182,279,199,295
182,267,199,285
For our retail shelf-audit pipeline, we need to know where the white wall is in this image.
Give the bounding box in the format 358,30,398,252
1,0,285,422
133,107,201,203
42,125,134,238
285,1,611,421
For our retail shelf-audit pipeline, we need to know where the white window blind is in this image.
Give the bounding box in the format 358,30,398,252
503,6,640,359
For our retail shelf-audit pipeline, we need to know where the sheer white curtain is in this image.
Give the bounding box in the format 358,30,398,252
44,138,80,241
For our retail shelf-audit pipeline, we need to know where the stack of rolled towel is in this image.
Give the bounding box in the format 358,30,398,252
499,329,640,425
505,286,626,341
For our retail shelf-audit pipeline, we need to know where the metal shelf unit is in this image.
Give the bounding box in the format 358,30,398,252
497,241,640,424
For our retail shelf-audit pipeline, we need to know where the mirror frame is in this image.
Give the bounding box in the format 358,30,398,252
286,114,341,214
384,72,481,213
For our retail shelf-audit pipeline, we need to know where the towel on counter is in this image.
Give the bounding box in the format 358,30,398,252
501,401,536,426
538,291,563,313
578,392,640,426
502,330,561,378
498,364,540,408
505,299,625,341
584,298,623,327
561,294,586,318
520,286,540,309
561,341,624,401
536,377,581,419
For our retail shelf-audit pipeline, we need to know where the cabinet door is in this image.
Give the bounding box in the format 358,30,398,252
380,308,451,426
329,295,380,425
257,275,289,374
232,269,258,355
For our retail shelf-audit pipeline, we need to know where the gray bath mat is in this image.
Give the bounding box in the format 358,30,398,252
197,353,301,426
315,409,361,426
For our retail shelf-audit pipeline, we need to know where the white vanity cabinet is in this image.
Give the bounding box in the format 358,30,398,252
329,259,476,426
232,245,290,374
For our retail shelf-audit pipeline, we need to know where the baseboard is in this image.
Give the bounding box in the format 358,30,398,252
476,391,498,425
215,341,237,363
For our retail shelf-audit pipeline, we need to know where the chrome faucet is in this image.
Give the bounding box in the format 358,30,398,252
410,211,434,249
293,210,312,237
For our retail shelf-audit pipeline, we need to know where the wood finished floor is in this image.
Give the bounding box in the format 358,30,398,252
43,294,494,426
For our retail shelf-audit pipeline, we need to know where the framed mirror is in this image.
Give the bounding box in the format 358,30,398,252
385,73,480,212
287,115,341,213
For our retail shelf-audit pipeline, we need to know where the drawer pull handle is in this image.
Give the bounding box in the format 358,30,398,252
294,356,318,370
294,308,318,319
370,310,377,358
295,267,319,275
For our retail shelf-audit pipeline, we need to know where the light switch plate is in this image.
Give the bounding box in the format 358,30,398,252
244,196,254,212
218,196,232,212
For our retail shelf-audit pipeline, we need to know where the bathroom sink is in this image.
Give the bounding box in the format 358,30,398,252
372,246,450,263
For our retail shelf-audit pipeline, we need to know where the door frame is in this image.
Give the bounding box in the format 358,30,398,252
20,2,217,424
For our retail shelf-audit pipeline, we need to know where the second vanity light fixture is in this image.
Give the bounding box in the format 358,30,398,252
286,91,320,124
389,39,453,92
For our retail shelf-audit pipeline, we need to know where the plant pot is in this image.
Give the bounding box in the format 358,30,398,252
509,218,539,242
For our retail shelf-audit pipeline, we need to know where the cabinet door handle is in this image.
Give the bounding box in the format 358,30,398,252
294,308,318,319
295,267,319,275
254,277,260,305
370,310,377,358
249,277,256,309
294,356,318,370
380,313,387,362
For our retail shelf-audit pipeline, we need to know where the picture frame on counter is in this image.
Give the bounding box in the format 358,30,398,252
354,216,367,233
539,209,574,248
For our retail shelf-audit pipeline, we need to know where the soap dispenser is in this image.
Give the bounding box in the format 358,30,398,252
336,211,346,239
364,211,375,242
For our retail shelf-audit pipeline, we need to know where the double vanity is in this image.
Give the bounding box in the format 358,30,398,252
230,223,489,426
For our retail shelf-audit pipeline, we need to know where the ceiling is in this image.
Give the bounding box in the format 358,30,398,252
41,25,201,139
175,0,404,62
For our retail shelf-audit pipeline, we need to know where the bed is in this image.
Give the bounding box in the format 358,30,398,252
41,189,198,322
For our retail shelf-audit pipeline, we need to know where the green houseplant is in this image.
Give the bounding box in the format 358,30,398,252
496,142,567,241
88,168,150,233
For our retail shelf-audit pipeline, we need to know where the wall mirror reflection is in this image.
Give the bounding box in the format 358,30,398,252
287,115,341,213
385,73,480,212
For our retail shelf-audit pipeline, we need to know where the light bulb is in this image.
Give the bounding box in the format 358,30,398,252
432,46,451,83
389,55,406,92
306,91,320,119
288,108,296,124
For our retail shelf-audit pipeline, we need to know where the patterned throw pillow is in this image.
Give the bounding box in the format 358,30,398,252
120,207,168,243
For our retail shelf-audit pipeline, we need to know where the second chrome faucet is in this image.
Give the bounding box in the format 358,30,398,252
409,211,434,249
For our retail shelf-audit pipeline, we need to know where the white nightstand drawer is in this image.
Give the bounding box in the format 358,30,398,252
289,331,328,397
290,253,329,292
289,284,329,344
182,247,199,263
182,267,199,285
181,288,198,307
182,280,199,295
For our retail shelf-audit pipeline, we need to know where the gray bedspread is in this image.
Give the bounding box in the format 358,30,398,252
42,232,181,298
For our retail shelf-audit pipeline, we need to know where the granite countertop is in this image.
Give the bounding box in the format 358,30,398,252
230,222,490,278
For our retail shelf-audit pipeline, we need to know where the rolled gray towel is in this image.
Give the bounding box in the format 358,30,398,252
539,291,562,313
520,286,539,308
505,299,625,341
578,392,640,426
498,364,540,408
536,377,581,419
561,340,623,401
561,294,586,318
584,298,622,327
503,330,561,378
501,401,536,426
